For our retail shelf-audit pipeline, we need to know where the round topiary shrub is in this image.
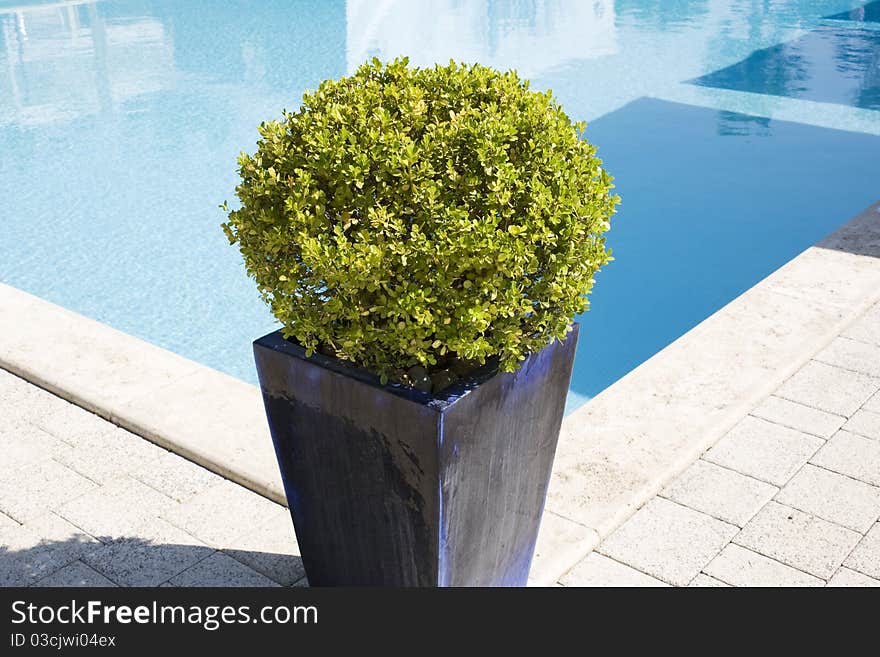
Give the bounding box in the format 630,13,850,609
223,58,618,390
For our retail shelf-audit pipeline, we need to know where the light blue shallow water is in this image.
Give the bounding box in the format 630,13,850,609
1,1,879,414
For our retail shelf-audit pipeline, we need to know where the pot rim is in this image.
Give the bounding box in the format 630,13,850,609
253,322,579,411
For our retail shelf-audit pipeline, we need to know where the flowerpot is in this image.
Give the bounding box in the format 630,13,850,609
252,323,579,587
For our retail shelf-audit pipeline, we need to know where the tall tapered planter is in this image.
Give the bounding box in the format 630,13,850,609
253,324,579,587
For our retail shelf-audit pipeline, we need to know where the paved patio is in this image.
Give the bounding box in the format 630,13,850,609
561,299,880,586
1,300,879,586
0,367,304,587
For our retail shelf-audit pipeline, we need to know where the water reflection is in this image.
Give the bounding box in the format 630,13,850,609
691,25,880,110
1,0,878,406
0,0,174,126
716,110,771,136
345,0,616,77
826,1,880,22
615,0,709,31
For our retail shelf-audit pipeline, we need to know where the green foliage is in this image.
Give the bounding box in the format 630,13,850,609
223,58,618,384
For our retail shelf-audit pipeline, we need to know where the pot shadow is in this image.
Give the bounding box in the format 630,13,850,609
0,535,307,588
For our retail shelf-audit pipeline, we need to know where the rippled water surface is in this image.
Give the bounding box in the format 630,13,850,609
1,1,878,412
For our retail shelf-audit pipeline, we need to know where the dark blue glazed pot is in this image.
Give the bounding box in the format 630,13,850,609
253,324,578,587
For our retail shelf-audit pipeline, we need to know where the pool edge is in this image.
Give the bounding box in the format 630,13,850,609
2,200,879,586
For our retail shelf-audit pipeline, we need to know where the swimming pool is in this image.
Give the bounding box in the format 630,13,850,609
1,1,878,414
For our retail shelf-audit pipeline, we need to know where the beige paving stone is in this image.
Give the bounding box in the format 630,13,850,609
704,544,824,587
810,430,880,487
546,281,851,537
0,288,201,415
815,337,880,379
221,512,305,586
113,367,284,505
161,478,288,549
842,304,880,347
0,513,99,586
33,400,116,447
560,552,668,587
704,416,824,486
598,498,737,586
776,361,879,417
53,427,166,485
0,371,67,430
82,518,213,587
0,459,98,523
24,512,99,549
688,574,730,587
865,391,880,414
33,560,118,587
767,236,880,309
843,409,880,441
56,477,178,540
662,459,777,527
844,523,880,580
169,552,280,587
750,395,845,439
776,464,880,533
132,450,224,503
0,511,19,531
529,511,599,586
1,527,52,586
826,567,880,587
0,424,70,470
734,502,861,579
0,367,24,392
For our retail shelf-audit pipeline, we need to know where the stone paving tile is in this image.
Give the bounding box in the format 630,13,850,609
733,501,861,579
843,409,880,441
82,518,213,587
776,360,879,417
32,401,114,447
598,498,737,586
661,459,778,527
843,304,880,347
221,512,305,586
810,430,880,487
0,513,100,586
131,450,223,504
529,511,600,586
0,459,98,523
0,372,65,431
0,424,70,470
53,427,166,485
161,479,288,549
0,511,19,531
864,391,880,414
844,523,880,580
169,552,280,587
703,544,824,587
826,567,880,587
1,528,52,587
775,464,880,533
814,337,880,379
750,395,845,439
704,416,824,486
559,552,668,587
33,560,118,587
57,477,179,540
689,574,730,587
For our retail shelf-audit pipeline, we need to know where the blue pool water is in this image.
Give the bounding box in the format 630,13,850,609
1,1,879,414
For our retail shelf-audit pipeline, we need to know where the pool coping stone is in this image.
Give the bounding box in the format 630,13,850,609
1,200,878,586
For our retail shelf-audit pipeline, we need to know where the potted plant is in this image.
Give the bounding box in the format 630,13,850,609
222,58,618,587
